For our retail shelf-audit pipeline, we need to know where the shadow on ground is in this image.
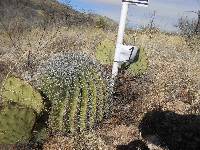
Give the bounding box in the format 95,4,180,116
116,140,149,150
139,110,200,150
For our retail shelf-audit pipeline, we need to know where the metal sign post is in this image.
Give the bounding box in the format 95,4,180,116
111,0,149,86
112,2,129,79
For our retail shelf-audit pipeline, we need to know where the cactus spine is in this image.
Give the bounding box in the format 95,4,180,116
36,53,112,133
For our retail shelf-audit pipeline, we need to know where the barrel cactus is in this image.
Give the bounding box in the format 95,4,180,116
95,39,148,75
36,52,112,133
0,76,43,144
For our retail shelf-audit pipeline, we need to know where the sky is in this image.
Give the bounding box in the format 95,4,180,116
58,0,200,32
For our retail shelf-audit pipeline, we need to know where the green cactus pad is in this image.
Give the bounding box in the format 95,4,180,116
0,76,44,144
36,53,112,133
95,39,148,75
0,103,36,144
127,47,149,75
1,76,43,113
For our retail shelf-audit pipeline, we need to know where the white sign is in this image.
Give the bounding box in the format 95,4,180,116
122,0,149,7
114,44,138,63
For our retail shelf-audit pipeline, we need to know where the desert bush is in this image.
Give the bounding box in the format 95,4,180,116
0,24,110,80
177,11,200,38
96,17,109,30
177,17,198,37
132,32,200,111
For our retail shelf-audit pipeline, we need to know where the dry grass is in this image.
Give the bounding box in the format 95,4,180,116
0,25,113,78
134,32,200,109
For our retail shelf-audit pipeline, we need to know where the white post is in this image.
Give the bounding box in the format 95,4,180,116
111,2,129,84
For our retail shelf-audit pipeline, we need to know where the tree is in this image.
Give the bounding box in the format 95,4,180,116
194,10,200,34
177,0,200,37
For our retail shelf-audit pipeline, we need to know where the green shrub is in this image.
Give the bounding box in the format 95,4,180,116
96,17,108,29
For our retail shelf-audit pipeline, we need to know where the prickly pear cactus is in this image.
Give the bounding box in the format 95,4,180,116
95,39,148,75
1,76,43,113
0,76,43,144
36,52,112,133
0,103,36,144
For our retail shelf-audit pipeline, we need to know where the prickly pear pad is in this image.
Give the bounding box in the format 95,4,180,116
1,77,43,113
95,39,148,75
0,103,36,144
